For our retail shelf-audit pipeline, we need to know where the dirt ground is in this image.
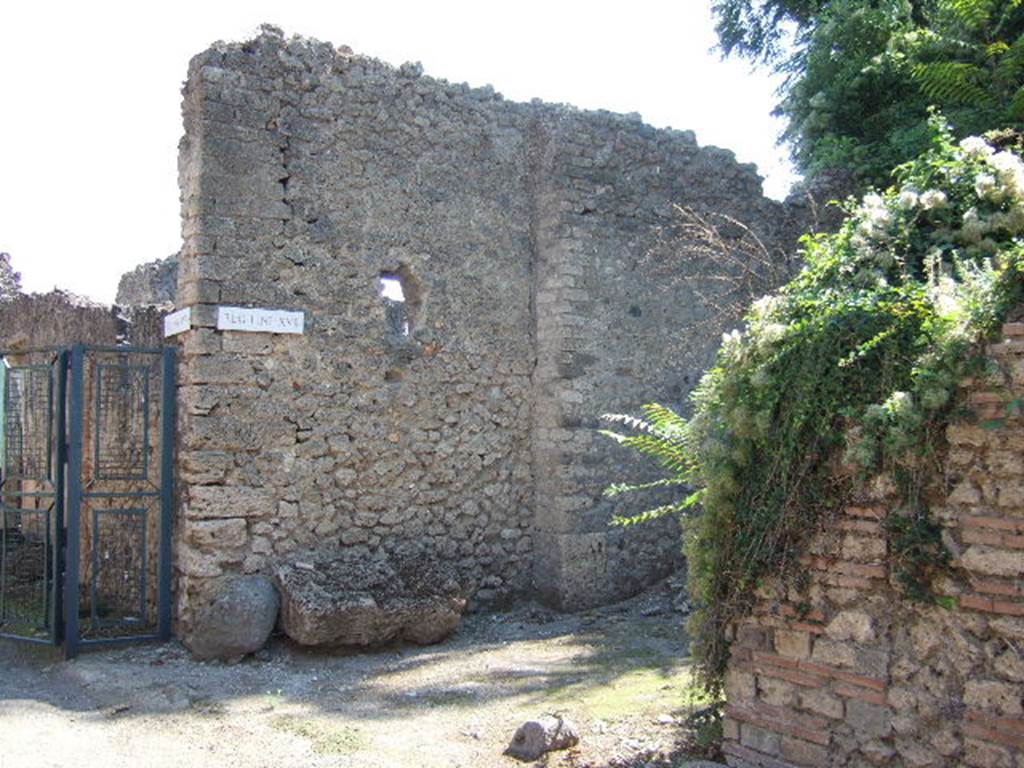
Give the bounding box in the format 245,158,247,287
0,579,717,768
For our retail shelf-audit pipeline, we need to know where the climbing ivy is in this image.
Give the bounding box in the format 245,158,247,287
601,118,1024,692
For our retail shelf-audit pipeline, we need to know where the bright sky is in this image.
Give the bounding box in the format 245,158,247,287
0,1,799,304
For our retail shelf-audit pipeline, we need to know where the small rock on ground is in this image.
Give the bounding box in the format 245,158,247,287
506,715,580,761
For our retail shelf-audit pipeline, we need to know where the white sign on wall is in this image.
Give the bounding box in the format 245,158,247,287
216,306,305,335
163,307,192,338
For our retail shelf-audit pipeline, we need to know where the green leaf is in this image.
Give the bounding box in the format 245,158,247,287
603,478,687,498
935,595,957,610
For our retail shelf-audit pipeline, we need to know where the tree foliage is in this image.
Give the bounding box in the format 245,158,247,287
713,0,826,64
602,123,1024,691
0,253,21,302
713,0,1024,186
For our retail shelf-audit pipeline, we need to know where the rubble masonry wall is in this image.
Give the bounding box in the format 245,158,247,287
173,28,803,631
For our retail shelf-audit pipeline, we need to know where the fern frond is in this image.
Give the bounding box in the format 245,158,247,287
597,428,630,445
599,429,692,472
603,478,688,498
613,434,696,475
640,403,689,434
940,0,995,31
600,413,658,433
611,505,680,526
911,61,994,106
603,405,690,442
610,489,705,526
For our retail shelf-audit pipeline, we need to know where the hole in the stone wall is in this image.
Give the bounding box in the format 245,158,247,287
379,273,406,301
378,272,409,337
378,266,423,338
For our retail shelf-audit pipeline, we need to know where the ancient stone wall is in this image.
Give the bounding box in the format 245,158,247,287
722,322,1024,768
0,291,123,349
116,254,179,308
0,291,165,351
527,97,795,609
172,27,811,632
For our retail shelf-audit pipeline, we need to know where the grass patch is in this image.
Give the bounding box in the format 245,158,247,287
272,715,366,755
548,663,694,720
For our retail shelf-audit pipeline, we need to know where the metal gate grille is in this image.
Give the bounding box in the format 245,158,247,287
0,349,64,644
0,344,174,657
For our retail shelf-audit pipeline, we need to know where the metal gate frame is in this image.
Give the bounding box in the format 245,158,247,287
0,343,175,658
0,347,66,648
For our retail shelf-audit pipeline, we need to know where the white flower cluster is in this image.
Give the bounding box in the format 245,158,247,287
721,328,743,349
919,190,947,210
888,186,947,213
718,325,748,365
956,136,1024,206
958,136,994,160
897,188,919,210
746,294,791,350
960,207,990,244
951,137,1024,245
849,193,898,269
857,193,894,239
750,294,784,321
859,137,1024,253
964,138,1024,206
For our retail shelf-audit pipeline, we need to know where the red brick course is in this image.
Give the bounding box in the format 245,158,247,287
726,703,830,746
963,721,1024,750
962,528,1024,549
962,515,1024,532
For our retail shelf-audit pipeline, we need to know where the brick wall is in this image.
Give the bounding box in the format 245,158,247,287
722,322,1024,767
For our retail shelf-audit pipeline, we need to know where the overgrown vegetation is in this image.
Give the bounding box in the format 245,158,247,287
601,121,1024,691
637,206,800,337
713,0,1024,187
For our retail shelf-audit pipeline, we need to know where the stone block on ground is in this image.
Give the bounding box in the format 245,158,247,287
186,575,279,661
276,548,467,647
506,715,579,761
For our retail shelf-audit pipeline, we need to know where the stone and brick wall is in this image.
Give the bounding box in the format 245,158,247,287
171,27,819,633
722,322,1024,767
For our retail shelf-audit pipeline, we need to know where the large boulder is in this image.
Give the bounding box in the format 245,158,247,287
187,575,280,661
275,549,466,647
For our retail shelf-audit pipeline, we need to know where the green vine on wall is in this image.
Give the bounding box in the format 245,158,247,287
886,507,956,607
601,117,1024,693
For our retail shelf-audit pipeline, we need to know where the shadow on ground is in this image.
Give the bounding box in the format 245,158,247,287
0,578,714,768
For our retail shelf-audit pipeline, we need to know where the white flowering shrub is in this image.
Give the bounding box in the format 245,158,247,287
601,118,1024,692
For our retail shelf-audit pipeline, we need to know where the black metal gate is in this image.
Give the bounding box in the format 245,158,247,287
0,344,174,657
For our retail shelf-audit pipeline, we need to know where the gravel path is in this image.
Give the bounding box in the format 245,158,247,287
0,581,711,768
